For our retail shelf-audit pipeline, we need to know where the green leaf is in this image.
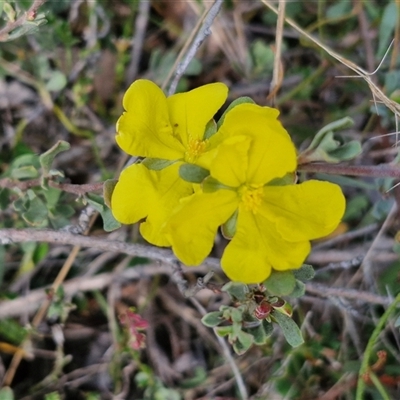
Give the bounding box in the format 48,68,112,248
0,246,5,286
251,39,274,76
264,270,296,296
39,140,70,177
293,264,315,282
103,179,118,208
179,163,209,183
3,2,16,22
246,323,268,345
326,0,352,19
10,165,40,180
6,18,47,41
202,176,231,193
390,89,400,104
298,117,361,164
233,330,254,355
289,280,306,298
267,172,296,187
203,119,217,140
0,387,15,400
180,367,207,388
85,193,121,232
42,186,62,209
395,315,400,328
8,154,40,180
327,140,363,162
0,188,10,210
377,2,397,58
22,192,48,227
222,282,249,301
45,71,67,92
44,392,62,400
0,318,27,345
217,96,255,129
214,325,233,337
201,311,223,327
272,311,304,347
185,57,202,76
142,158,176,171
221,210,238,239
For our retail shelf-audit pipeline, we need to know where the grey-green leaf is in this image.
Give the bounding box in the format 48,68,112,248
222,281,249,301
179,163,209,183
293,264,315,282
39,140,70,177
217,96,255,129
142,158,176,171
201,311,223,328
264,270,296,296
272,311,304,347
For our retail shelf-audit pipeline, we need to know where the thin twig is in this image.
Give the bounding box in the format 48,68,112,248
268,0,285,105
305,283,393,306
125,0,151,85
348,202,398,287
0,264,209,319
0,0,48,41
190,297,249,400
167,0,224,95
2,216,97,386
262,0,400,124
0,228,221,269
0,177,103,195
298,163,400,179
353,0,375,75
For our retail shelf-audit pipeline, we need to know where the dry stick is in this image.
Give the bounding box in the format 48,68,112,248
305,283,392,307
348,202,398,287
0,178,103,196
161,1,211,93
354,0,375,75
0,264,210,319
268,0,285,105
2,217,97,386
0,228,220,269
191,297,249,400
261,0,400,123
0,270,392,320
0,0,48,41
125,0,151,86
167,0,225,96
298,163,400,179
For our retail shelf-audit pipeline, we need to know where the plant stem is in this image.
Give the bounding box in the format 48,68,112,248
355,292,400,400
298,163,400,179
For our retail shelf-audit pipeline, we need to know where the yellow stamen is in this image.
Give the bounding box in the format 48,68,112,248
240,185,264,213
185,137,207,162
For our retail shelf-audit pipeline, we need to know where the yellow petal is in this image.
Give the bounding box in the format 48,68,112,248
167,82,228,148
166,190,238,265
260,180,346,242
111,163,193,246
221,209,310,283
111,163,153,224
116,79,184,159
215,103,297,185
210,136,250,187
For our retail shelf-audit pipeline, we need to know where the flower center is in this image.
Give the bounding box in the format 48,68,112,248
240,185,264,213
185,137,207,162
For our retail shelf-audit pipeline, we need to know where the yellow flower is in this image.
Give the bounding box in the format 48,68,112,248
111,79,228,245
116,79,228,167
111,163,193,246
165,104,346,283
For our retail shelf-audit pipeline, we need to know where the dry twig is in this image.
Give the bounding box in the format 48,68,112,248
0,0,48,41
